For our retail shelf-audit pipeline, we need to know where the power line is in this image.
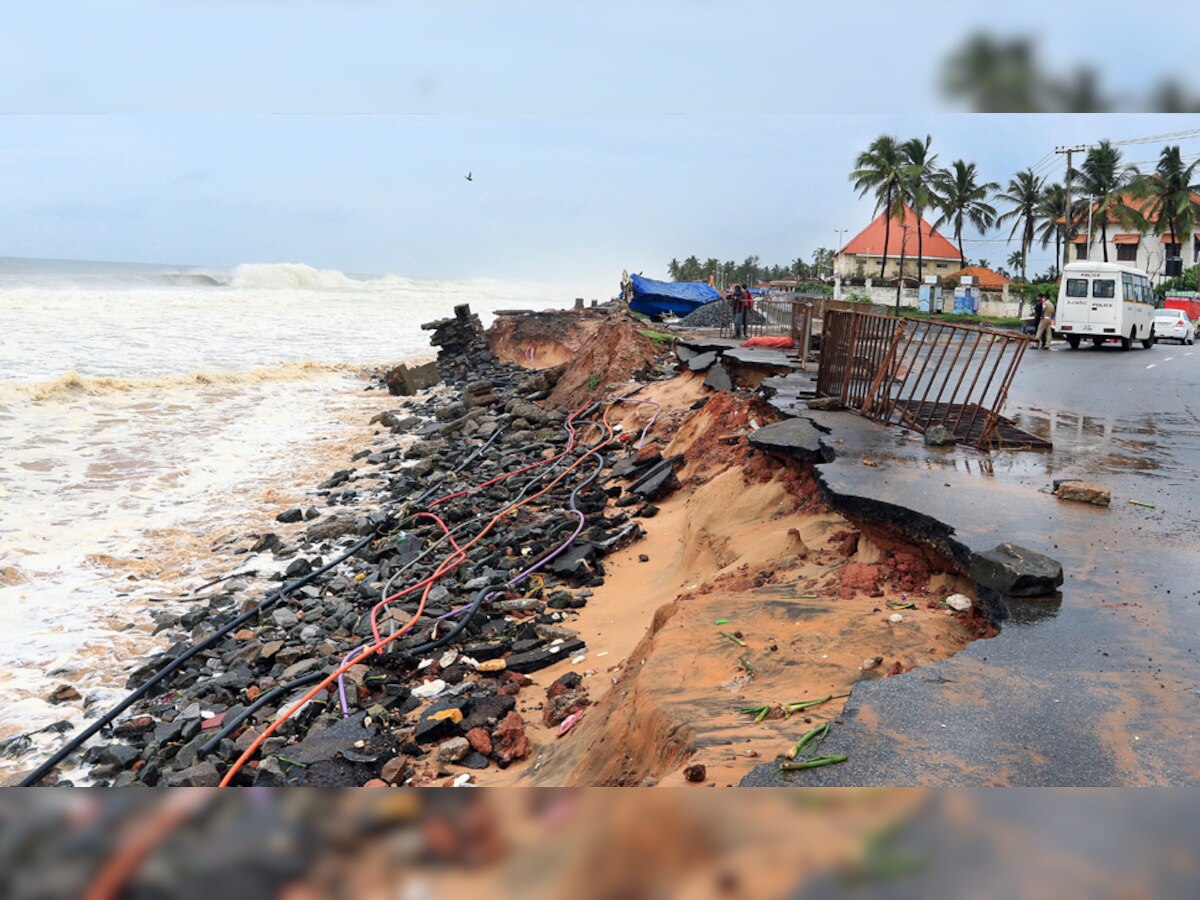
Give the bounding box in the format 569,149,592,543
1110,127,1200,148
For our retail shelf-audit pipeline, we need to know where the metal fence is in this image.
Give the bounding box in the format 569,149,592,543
718,296,818,350
816,309,1047,450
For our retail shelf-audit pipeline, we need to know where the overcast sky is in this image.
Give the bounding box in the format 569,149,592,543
1,114,1196,296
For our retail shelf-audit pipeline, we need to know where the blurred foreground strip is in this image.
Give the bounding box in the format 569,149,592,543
1,789,1197,899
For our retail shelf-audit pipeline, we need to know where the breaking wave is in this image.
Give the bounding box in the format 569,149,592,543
0,361,368,404
229,262,371,291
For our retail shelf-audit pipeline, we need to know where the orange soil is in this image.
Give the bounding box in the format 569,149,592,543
460,386,992,788
487,309,663,410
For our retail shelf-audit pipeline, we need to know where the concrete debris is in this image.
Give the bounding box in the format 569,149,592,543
971,543,1064,598
1055,480,1112,506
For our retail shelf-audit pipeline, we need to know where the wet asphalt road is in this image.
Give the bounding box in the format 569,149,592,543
743,335,1200,786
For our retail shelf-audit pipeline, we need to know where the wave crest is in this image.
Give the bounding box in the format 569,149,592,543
1,362,366,403
230,263,367,291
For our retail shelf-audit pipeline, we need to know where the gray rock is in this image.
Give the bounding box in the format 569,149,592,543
272,608,299,629
805,396,844,411
687,351,718,372
924,425,957,446
703,362,733,392
436,736,471,765
971,543,1064,598
747,419,835,464
165,760,221,787
276,508,304,524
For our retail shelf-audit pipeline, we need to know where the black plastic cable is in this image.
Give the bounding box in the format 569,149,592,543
19,532,377,786
197,670,327,757
397,450,606,660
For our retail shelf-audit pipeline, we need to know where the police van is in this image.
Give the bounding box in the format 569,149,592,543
1055,261,1157,350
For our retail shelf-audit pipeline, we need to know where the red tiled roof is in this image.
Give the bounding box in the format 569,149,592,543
839,205,961,261
943,265,1011,289
1112,233,1139,245
1056,191,1200,225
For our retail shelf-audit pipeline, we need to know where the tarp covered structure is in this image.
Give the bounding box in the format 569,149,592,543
627,274,722,318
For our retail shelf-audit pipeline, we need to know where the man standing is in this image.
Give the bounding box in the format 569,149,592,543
1031,293,1045,349
1036,294,1056,349
729,284,752,339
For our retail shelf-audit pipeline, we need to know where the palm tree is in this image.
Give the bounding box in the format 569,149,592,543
667,258,682,280
1131,145,1200,263
1006,250,1025,278
902,135,939,284
996,168,1046,284
1033,183,1072,279
1072,139,1139,262
850,135,907,281
931,160,1000,267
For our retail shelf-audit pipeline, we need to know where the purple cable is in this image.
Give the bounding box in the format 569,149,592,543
607,396,662,449
337,643,369,718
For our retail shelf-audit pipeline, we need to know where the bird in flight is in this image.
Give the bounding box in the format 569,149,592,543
464,171,473,182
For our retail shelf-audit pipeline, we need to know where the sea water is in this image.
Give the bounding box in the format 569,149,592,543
0,258,571,772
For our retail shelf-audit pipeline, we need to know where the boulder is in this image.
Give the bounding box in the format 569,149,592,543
1055,481,1111,507
165,760,221,788
971,543,1063,598
923,425,957,446
275,508,304,524
384,362,440,397
806,396,844,411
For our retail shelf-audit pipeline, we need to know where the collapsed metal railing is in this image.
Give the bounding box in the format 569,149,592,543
816,309,1049,450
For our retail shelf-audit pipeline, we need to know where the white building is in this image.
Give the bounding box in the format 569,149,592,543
1067,192,1200,282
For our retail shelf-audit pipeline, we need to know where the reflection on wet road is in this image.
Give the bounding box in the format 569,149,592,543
745,338,1200,786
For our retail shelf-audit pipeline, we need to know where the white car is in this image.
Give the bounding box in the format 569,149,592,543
1153,311,1196,345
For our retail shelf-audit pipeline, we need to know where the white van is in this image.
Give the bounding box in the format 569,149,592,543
1056,261,1157,350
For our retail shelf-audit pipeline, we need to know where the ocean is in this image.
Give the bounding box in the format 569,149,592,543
0,257,572,771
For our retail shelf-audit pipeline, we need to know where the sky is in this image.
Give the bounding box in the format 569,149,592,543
1,4,1198,298
1,114,1197,297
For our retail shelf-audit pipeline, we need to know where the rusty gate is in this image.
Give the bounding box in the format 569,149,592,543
719,296,817,347
816,309,1049,450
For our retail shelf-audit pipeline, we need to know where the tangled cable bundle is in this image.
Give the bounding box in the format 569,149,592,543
19,382,661,792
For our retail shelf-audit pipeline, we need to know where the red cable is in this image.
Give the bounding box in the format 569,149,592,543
218,401,618,787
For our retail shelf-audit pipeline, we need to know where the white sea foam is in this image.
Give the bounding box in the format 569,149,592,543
0,260,579,766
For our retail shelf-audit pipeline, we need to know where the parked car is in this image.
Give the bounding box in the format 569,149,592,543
1153,311,1195,345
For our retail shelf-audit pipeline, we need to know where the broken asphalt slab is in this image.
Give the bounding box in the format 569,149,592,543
742,346,1200,786
748,418,835,464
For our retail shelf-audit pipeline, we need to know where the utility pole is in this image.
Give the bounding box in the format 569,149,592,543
1056,144,1088,272
833,228,848,280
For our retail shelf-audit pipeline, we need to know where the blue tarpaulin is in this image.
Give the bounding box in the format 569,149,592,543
628,274,722,318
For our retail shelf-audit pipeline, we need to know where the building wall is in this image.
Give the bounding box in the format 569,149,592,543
1068,233,1200,282
835,253,964,281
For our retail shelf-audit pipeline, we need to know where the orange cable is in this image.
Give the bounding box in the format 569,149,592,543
218,401,618,786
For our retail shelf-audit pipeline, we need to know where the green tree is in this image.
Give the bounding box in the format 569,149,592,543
850,135,907,281
667,258,682,280
902,135,939,284
996,168,1046,283
1131,144,1200,260
811,247,835,278
1033,182,1071,279
1071,139,1139,262
931,160,999,267
1006,249,1025,278
736,255,761,286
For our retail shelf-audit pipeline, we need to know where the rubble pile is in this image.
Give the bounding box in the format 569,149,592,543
30,304,679,787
